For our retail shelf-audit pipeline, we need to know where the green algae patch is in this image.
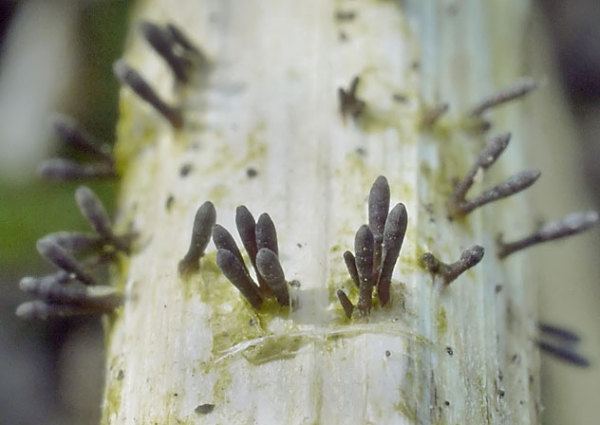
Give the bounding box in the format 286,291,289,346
242,334,306,365
102,307,123,355
212,367,232,405
359,108,403,133
207,184,229,204
330,244,343,254
113,254,131,292
113,96,158,173
436,306,448,337
394,398,417,423
191,253,266,356
100,376,123,425
244,122,268,163
189,254,296,361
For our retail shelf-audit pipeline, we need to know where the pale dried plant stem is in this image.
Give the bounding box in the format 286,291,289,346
101,1,545,424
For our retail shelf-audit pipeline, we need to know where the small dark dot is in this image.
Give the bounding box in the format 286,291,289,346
355,147,366,156
498,389,505,398
446,346,453,356
447,3,459,15
165,195,175,210
179,163,193,177
195,404,215,415
338,31,348,42
520,400,525,405
444,401,450,406
393,93,408,103
174,393,178,397
246,167,258,178
411,61,420,71
117,370,124,380
511,354,519,363
385,350,391,357
297,243,302,248
335,10,356,21
289,280,301,288
495,285,503,294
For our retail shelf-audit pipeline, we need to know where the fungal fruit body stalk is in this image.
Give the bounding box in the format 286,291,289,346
102,1,543,424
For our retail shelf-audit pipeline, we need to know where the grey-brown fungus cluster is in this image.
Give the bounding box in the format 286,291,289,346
38,115,116,182
338,176,408,316
16,186,129,320
215,207,291,309
448,133,541,218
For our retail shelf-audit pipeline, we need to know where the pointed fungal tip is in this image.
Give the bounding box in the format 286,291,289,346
236,205,250,215
74,186,114,238
255,247,284,281
255,247,289,306
19,277,36,292
139,20,159,35
356,224,373,238
112,59,129,80
343,250,360,288
74,185,93,202
36,236,54,255
354,225,375,257
256,213,278,255
52,113,76,134
464,245,485,263
564,210,599,229
140,20,192,83
387,203,408,227
526,168,542,181
336,289,354,319
15,302,35,319
471,78,539,116
479,132,511,166
113,59,183,128
235,205,258,254
373,175,388,187
369,176,391,239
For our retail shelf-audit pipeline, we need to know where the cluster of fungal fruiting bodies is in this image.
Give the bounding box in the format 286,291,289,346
178,203,292,310
16,21,204,318
338,176,408,317
18,18,599,372
114,21,208,130
333,76,598,365
38,115,116,182
16,186,129,319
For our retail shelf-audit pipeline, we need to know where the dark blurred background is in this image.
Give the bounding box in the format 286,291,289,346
0,1,129,424
0,1,598,424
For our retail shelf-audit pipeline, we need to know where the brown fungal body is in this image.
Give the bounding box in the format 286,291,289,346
421,245,485,286
178,201,217,276
339,177,408,314
113,59,183,128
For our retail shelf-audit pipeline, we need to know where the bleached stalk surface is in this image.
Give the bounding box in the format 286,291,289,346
102,0,540,424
